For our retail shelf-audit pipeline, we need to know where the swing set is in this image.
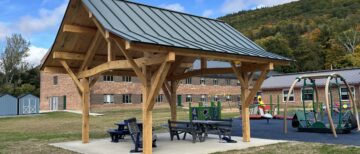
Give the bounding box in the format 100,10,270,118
284,73,360,137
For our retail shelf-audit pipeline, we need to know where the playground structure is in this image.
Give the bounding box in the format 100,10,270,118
284,73,360,137
189,102,221,121
249,95,284,120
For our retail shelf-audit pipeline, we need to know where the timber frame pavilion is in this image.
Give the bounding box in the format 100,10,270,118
40,0,291,153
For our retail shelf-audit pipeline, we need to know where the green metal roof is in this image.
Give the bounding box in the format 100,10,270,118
82,0,291,61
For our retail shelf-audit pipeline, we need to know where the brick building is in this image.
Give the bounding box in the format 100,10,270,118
261,68,360,106
40,72,242,111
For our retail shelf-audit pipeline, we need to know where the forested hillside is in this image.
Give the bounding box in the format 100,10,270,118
220,0,360,73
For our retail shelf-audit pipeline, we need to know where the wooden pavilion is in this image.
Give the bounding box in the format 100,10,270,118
40,0,291,153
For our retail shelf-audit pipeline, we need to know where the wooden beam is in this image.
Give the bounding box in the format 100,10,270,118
180,63,193,68
89,75,100,88
147,59,172,111
126,41,290,66
43,66,78,74
113,40,147,86
81,78,90,143
170,80,177,121
171,63,265,80
79,31,102,71
142,54,152,154
53,52,85,61
77,56,165,78
63,24,97,34
244,69,268,106
60,60,84,92
231,62,245,85
201,58,207,69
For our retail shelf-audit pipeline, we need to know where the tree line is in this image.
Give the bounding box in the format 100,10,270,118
220,0,360,73
0,34,40,96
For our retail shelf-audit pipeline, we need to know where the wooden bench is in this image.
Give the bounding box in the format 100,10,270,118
168,120,205,143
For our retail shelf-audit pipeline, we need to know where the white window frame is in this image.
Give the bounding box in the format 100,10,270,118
340,86,355,101
226,79,231,86
122,94,132,104
155,94,164,103
213,95,219,102
301,88,314,102
200,95,207,102
282,89,295,102
200,78,206,85
103,75,114,82
122,76,132,82
185,78,192,84
213,79,219,86
104,94,114,104
186,94,192,102
226,95,231,101
237,80,240,86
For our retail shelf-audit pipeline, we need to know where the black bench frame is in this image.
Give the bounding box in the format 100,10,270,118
125,118,157,153
168,120,205,143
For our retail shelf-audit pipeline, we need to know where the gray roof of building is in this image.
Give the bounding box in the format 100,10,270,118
262,68,360,90
82,0,291,61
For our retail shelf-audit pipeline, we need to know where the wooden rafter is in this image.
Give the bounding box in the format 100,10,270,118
60,60,84,92
126,41,289,65
79,31,102,71
113,40,146,86
89,75,100,88
244,69,269,106
146,58,173,111
53,52,85,61
63,24,97,34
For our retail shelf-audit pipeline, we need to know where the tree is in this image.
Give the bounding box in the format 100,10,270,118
338,28,360,54
0,34,30,84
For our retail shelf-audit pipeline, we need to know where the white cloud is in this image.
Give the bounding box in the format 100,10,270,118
0,22,11,39
202,10,214,17
160,3,185,12
221,0,298,14
24,46,48,65
17,2,67,34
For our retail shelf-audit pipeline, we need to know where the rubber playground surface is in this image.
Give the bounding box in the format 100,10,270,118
232,118,360,146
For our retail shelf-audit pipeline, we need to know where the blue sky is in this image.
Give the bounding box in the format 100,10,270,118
0,0,297,65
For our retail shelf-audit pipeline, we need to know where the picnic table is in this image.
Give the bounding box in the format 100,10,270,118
108,122,143,142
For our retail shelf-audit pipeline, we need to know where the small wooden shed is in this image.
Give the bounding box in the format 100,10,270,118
0,94,18,116
18,93,40,115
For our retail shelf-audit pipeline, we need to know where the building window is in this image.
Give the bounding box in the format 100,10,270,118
226,95,231,101
213,95,219,102
340,87,355,101
186,95,192,102
200,95,207,102
200,78,206,85
155,94,164,103
302,88,314,101
140,94,143,103
237,80,240,86
185,78,192,84
237,96,241,102
226,79,231,86
53,76,58,85
103,94,114,104
213,79,218,85
122,94,132,103
283,89,294,102
122,76,132,82
103,75,114,82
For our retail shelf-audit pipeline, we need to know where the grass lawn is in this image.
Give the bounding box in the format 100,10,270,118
1,106,360,154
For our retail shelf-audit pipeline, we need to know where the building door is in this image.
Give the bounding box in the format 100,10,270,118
177,95,182,106
50,97,59,111
23,99,30,114
29,98,36,113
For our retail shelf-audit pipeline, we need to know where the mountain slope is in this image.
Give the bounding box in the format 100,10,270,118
220,0,360,73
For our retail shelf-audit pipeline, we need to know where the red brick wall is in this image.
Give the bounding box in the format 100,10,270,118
41,73,242,110
262,85,360,107
40,72,82,110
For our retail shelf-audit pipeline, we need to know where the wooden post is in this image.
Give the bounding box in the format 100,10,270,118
241,78,250,142
81,78,90,143
170,80,177,121
142,64,152,154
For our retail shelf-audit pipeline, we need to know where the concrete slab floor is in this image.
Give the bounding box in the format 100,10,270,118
50,133,286,154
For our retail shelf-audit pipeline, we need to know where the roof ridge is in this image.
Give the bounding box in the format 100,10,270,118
271,67,360,77
119,0,224,23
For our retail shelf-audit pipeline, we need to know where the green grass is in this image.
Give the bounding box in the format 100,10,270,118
1,106,360,154
0,107,239,154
